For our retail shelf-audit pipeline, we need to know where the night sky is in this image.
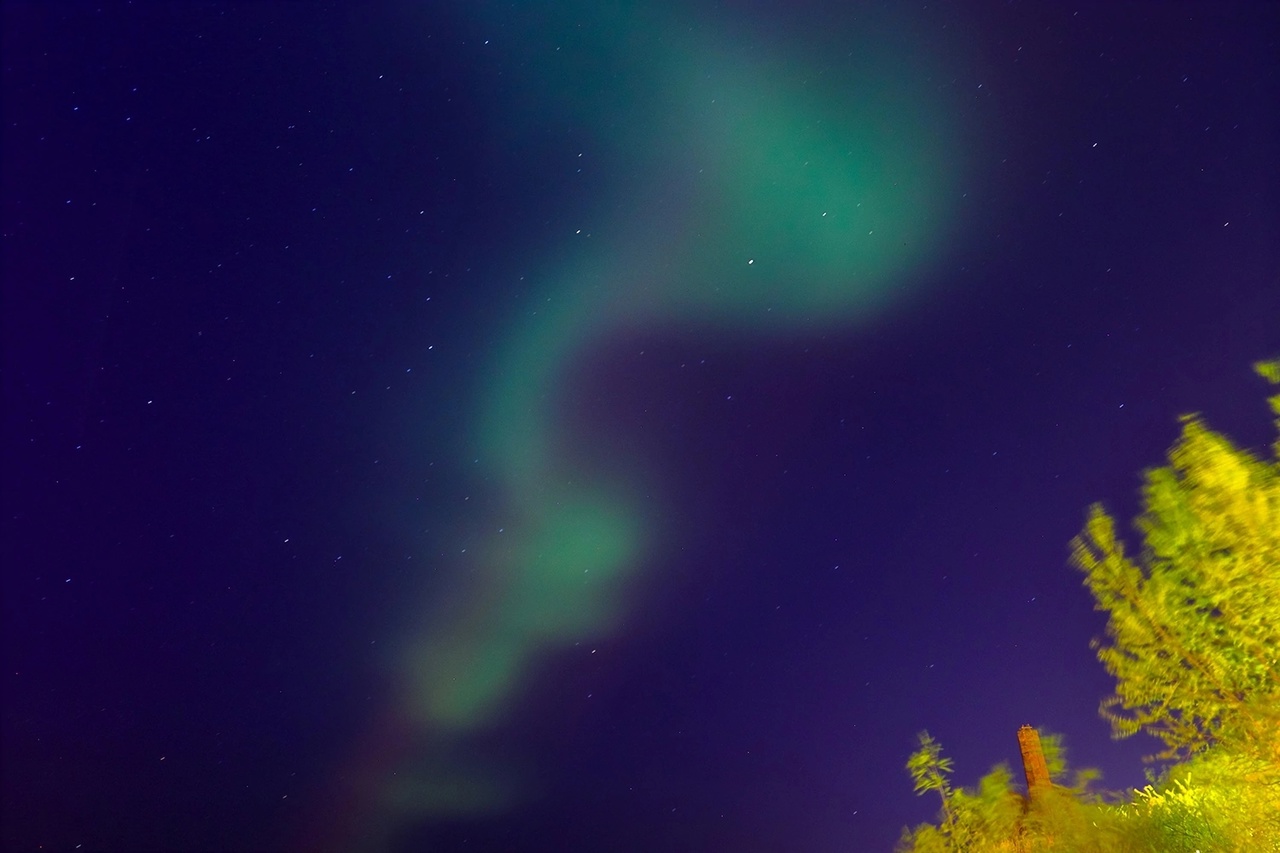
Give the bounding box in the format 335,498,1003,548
3,2,1278,852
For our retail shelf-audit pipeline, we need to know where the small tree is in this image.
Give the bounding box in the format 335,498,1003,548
1069,360,1280,764
906,731,957,837
896,722,1095,850
899,733,1044,852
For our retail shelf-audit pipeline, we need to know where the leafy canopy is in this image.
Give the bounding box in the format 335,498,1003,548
898,361,1280,853
1069,360,1280,763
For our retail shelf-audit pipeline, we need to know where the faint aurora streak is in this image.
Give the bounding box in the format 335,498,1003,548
326,3,970,846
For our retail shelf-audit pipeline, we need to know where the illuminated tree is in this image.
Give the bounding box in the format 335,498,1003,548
906,731,957,836
1116,746,1280,852
1069,360,1280,764
897,362,1280,852
899,733,1025,853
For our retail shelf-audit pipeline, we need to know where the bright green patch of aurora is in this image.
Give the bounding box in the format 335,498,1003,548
407,490,642,729
663,52,953,324
383,1,969,825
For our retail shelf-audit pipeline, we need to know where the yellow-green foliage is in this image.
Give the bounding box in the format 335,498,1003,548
1113,746,1280,853
896,740,1280,852
897,362,1280,853
1070,360,1280,764
947,765,1024,852
896,756,1022,853
908,732,956,800
897,730,1107,853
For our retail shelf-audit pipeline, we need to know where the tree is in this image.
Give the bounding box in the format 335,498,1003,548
897,362,1280,852
1069,360,1280,764
900,733,1024,853
898,730,1105,853
906,731,957,837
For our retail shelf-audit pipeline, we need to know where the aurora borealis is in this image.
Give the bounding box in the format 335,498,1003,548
381,1,968,834
4,2,1277,851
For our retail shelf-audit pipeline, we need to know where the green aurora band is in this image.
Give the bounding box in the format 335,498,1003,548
370,1,972,834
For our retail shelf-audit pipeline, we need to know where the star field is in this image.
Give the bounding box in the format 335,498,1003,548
3,3,1278,852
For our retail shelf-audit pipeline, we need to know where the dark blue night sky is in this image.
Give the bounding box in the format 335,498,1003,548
3,2,1278,851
